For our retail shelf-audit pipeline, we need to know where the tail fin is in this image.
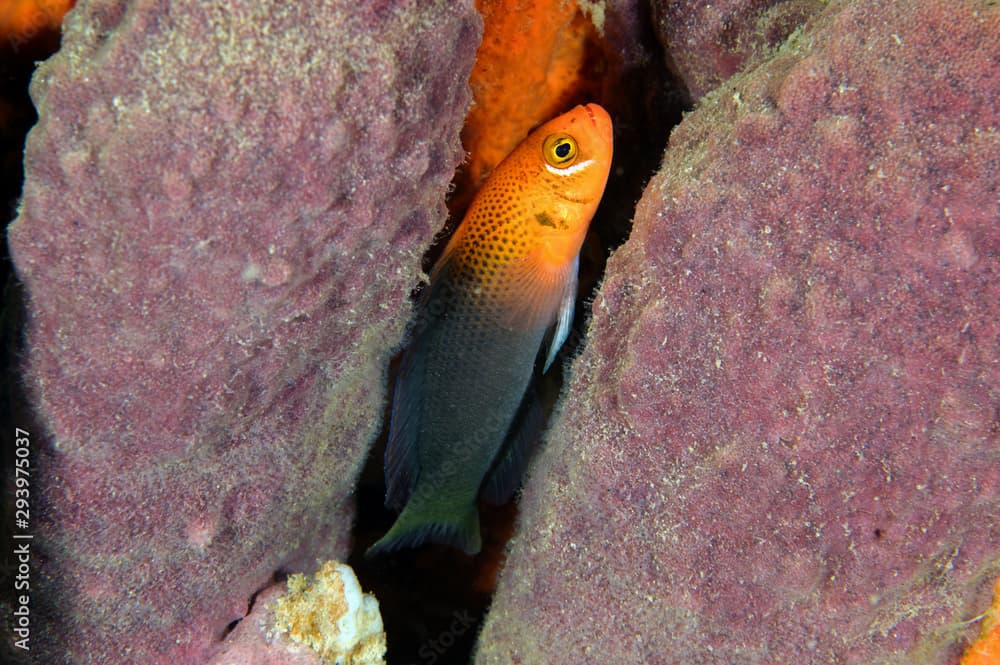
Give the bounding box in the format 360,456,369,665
366,502,481,557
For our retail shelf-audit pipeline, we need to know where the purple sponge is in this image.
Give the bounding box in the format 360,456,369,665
7,0,479,662
477,0,1000,662
653,0,826,101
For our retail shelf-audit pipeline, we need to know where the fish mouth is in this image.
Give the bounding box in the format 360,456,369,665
582,103,613,137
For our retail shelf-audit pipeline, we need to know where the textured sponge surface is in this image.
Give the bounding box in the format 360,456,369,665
7,1,479,662
476,0,1000,663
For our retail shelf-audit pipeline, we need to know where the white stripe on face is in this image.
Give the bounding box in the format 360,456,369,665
544,158,595,177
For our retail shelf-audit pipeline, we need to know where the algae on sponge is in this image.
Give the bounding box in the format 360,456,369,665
270,561,386,665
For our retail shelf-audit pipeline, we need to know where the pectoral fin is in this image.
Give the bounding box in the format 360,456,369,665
543,255,578,372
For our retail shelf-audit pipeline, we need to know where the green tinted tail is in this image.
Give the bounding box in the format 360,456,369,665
366,501,481,557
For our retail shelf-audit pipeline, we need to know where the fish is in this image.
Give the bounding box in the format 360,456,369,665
368,103,614,556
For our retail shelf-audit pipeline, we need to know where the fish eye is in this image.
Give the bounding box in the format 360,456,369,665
542,134,578,167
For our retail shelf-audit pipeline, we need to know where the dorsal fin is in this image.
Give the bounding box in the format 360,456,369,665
384,255,458,510
383,346,422,510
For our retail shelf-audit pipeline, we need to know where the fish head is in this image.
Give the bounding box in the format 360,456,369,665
518,103,614,264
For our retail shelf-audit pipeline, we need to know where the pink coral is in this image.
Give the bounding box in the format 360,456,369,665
477,0,1000,662
7,0,479,662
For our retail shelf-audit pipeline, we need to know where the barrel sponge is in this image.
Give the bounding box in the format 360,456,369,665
477,0,1000,662
6,0,479,662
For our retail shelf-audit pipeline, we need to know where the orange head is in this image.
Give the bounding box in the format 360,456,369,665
458,103,614,269
438,104,613,330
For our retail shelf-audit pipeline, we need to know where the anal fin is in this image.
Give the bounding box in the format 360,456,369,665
479,383,544,505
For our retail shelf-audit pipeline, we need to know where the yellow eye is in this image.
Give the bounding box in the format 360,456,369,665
542,134,578,167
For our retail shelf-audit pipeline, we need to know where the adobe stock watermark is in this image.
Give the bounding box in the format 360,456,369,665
403,609,477,665
10,428,33,653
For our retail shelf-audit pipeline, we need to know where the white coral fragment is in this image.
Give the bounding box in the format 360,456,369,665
270,561,386,665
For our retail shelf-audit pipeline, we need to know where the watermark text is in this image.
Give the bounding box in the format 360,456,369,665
11,427,33,652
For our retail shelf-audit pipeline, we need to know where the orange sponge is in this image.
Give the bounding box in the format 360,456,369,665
0,0,74,42
453,0,604,212
961,576,1000,665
